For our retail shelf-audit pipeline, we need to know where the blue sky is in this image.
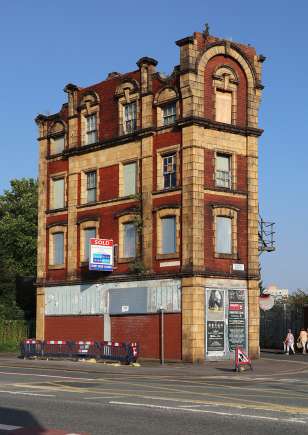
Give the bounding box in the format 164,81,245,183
0,1,307,291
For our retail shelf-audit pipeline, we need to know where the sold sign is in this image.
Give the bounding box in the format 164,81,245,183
90,238,113,247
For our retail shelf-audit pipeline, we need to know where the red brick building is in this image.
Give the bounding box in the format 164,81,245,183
36,27,264,362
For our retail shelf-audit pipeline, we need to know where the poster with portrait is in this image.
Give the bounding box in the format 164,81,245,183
208,289,224,312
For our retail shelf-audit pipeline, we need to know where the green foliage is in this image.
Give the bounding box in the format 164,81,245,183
0,178,38,319
288,289,308,306
129,258,147,275
0,319,31,343
0,319,32,353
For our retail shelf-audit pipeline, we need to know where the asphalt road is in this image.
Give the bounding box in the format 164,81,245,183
0,355,307,434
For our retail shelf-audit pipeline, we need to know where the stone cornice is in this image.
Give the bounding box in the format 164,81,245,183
175,36,194,47
36,269,257,288
177,117,263,137
44,116,262,162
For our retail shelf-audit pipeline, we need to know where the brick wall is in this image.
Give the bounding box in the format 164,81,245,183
204,149,215,189
111,313,182,360
99,165,119,201
45,315,104,341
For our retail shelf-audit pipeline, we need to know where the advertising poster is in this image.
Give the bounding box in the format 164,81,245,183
208,289,224,312
207,321,225,352
228,290,246,350
89,238,113,271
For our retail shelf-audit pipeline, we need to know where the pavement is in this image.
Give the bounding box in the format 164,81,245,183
0,352,307,434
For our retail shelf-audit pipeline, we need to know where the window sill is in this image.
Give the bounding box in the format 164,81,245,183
48,264,65,270
156,253,179,260
153,187,181,195
118,257,136,264
214,185,232,192
215,253,238,260
47,151,65,159
119,194,139,200
46,207,68,214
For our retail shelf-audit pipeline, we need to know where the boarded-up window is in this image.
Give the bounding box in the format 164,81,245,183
53,232,64,265
52,178,65,209
123,162,137,196
162,216,176,254
50,136,65,155
123,223,136,258
84,228,96,261
216,91,232,124
109,287,147,314
216,217,232,254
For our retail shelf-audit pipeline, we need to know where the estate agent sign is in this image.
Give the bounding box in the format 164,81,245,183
89,238,113,271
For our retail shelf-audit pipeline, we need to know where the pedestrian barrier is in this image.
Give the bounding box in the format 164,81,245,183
20,339,43,358
20,339,139,364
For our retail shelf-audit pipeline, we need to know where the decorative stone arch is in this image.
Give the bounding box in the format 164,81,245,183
195,43,258,127
115,79,140,99
48,120,66,136
79,90,100,109
153,86,179,105
213,64,239,82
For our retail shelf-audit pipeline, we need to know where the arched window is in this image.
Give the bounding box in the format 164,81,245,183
79,92,100,146
154,87,179,128
115,80,140,136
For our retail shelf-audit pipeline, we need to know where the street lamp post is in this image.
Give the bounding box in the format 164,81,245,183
160,306,165,365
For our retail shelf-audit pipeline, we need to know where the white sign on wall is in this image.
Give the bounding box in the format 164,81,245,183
89,238,113,271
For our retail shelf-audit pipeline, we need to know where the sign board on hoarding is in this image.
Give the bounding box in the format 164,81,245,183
207,321,225,352
228,290,246,351
89,238,113,271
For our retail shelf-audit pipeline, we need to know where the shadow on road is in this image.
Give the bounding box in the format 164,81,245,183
0,406,44,434
215,367,235,373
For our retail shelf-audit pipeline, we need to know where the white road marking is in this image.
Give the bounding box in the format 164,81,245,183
0,389,55,397
178,404,210,408
84,395,127,400
0,423,22,430
0,370,95,381
109,401,306,424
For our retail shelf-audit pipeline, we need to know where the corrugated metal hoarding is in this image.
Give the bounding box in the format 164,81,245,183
45,279,181,316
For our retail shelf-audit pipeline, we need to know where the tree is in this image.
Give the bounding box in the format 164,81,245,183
0,178,38,318
288,289,308,306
